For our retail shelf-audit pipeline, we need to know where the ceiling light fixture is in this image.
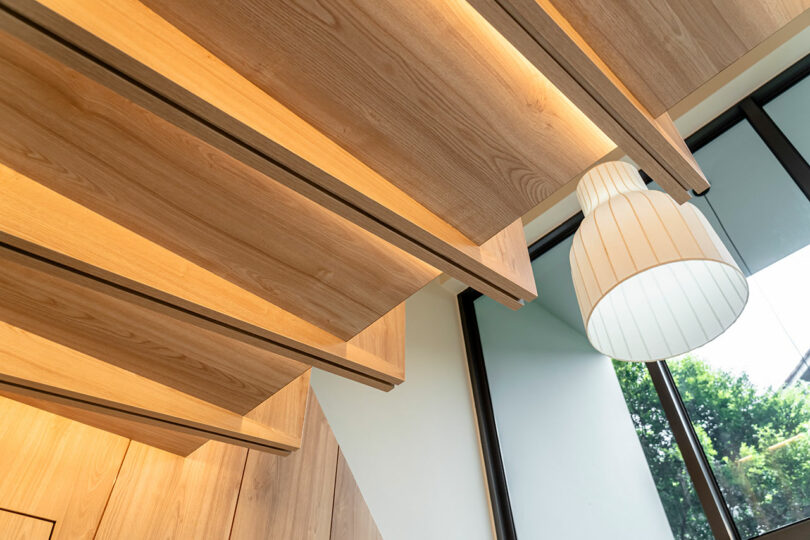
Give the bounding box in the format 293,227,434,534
569,161,749,361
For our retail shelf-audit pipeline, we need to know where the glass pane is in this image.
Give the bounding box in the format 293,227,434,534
691,119,810,274
667,243,810,538
612,360,713,539
763,75,810,164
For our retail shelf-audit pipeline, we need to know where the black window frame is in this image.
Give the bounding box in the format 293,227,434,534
458,53,810,540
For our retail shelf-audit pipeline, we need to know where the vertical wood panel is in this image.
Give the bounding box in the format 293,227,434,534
95,442,247,539
230,393,338,539
0,398,129,540
330,450,383,540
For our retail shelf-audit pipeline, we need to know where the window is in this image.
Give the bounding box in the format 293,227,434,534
460,54,810,540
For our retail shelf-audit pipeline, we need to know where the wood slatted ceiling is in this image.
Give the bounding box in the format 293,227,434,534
0,245,308,414
0,321,309,454
0,26,436,341
140,0,615,245
2,0,537,308
550,0,810,116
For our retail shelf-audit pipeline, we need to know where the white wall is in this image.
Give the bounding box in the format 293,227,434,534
475,297,674,540
312,280,493,540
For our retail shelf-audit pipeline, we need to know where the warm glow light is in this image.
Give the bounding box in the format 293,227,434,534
569,162,749,361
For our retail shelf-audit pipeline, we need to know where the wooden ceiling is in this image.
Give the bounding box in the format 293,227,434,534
0,0,803,455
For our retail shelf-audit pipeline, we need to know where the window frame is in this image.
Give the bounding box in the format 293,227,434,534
458,53,810,540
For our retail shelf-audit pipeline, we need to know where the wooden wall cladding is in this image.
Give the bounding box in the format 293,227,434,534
230,394,339,539
550,0,810,116
0,398,130,540
0,0,540,308
331,450,384,540
0,510,53,540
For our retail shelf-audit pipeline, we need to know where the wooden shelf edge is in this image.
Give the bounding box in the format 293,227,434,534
0,0,535,307
0,234,401,390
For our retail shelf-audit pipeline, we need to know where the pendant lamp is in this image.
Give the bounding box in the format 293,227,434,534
569,161,748,362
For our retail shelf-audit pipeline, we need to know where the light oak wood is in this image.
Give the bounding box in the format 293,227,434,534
0,398,129,539
231,393,339,539
0,322,308,454
551,0,810,116
331,450,384,540
0,511,53,540
141,0,612,245
467,0,711,200
0,167,404,389
2,0,541,306
0,390,209,456
95,441,247,540
0,244,309,414
0,23,435,341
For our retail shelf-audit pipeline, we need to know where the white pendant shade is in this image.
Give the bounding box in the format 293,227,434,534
569,162,749,361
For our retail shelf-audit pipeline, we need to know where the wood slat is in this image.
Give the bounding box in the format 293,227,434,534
0,391,209,456
0,166,405,390
551,0,810,116
140,0,612,245
0,321,309,455
230,394,339,539
467,0,711,200
0,0,541,306
0,244,309,414
0,21,435,341
330,450,384,540
0,398,129,540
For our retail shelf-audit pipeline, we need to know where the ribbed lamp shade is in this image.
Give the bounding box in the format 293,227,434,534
569,161,749,361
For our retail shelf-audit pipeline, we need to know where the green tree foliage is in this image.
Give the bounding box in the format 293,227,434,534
613,357,810,539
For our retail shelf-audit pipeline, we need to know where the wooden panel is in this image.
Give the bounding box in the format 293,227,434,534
0,245,308,414
331,450,383,540
0,398,129,540
231,393,338,539
141,0,613,245
0,167,403,389
1,0,541,306
0,22,436,341
0,511,53,540
551,0,810,115
0,322,308,454
467,0,711,200
94,441,246,540
0,390,208,456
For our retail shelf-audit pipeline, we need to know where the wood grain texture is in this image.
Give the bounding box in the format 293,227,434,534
94,441,247,540
0,167,403,389
0,511,53,540
0,322,306,454
551,0,810,115
331,450,384,540
0,245,308,414
0,397,129,540
1,0,542,306
141,0,612,245
0,23,436,341
0,389,208,456
230,393,339,540
467,0,711,199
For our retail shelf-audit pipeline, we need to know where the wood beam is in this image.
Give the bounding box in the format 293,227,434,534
0,0,541,307
466,0,711,201
0,322,311,455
